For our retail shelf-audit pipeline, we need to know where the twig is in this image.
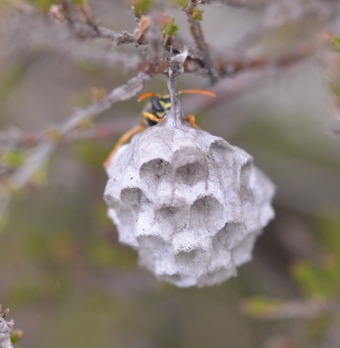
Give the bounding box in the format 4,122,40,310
0,73,151,226
216,41,317,77
60,0,76,28
182,0,218,83
5,15,141,72
74,24,136,47
0,120,136,151
59,73,150,134
76,1,99,35
9,73,150,189
62,40,141,72
138,39,317,77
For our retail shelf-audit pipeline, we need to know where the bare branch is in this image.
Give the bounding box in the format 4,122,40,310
0,121,137,150
217,40,317,77
182,0,218,82
59,73,150,135
7,73,150,189
76,1,99,35
5,15,141,72
74,24,136,47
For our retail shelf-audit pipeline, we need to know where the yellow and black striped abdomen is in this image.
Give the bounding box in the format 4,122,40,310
142,96,172,127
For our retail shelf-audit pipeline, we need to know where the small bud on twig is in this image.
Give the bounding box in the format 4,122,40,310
134,16,151,44
48,5,66,22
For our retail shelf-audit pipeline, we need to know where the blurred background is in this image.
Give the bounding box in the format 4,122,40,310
1,1,340,347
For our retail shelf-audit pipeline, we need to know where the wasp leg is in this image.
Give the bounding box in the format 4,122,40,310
143,112,162,123
186,114,199,128
104,122,145,168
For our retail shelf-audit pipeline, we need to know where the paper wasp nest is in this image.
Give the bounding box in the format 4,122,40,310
104,115,275,288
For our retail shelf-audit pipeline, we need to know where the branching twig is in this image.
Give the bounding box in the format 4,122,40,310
76,1,99,35
182,0,218,82
8,73,150,188
59,73,150,134
74,25,136,47
217,40,317,77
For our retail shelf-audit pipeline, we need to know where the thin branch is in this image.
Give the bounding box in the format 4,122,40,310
61,40,141,72
59,73,150,135
0,121,137,150
5,15,141,72
74,24,136,47
76,1,99,35
137,39,317,77
216,40,317,77
182,0,218,83
8,73,150,189
0,73,151,215
60,0,76,28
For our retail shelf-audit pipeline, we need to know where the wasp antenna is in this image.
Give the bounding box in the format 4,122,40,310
138,92,160,102
178,89,216,98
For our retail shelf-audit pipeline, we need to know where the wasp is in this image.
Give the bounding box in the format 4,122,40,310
104,89,216,167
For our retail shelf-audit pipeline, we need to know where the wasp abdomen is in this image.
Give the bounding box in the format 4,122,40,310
151,97,165,112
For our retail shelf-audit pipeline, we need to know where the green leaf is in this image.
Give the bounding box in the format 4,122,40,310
27,0,56,12
162,16,179,36
171,0,187,7
192,7,204,21
10,330,24,345
131,0,154,16
72,0,87,5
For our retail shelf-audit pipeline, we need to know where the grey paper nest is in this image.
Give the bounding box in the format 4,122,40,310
104,109,275,287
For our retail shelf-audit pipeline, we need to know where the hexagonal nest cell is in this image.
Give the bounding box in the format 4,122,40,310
104,110,275,287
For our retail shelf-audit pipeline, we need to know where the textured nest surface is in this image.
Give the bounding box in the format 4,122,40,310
104,112,275,287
